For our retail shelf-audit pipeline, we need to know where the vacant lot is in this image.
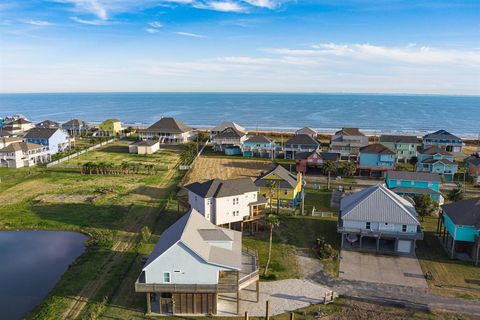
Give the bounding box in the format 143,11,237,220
182,155,272,185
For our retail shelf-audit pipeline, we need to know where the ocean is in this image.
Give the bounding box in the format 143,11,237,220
0,93,479,137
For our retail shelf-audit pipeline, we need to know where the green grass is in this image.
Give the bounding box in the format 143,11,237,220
417,216,480,300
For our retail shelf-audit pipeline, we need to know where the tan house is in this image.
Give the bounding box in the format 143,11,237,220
0,137,23,149
0,142,51,168
2,118,33,134
129,140,160,155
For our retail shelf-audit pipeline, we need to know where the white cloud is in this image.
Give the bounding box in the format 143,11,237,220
144,28,159,33
53,0,108,19
242,0,281,9
148,21,163,28
175,31,207,38
69,16,112,25
21,19,54,26
194,1,247,12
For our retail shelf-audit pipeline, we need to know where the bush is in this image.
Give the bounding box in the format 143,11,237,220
141,226,151,242
260,273,277,281
84,228,114,249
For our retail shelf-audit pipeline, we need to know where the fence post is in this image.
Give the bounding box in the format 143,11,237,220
290,312,295,320
244,311,249,320
265,300,269,320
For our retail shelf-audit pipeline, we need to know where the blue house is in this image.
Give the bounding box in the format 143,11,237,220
24,128,70,154
358,144,396,177
417,146,458,181
423,130,463,153
437,197,480,265
242,135,277,158
385,170,442,202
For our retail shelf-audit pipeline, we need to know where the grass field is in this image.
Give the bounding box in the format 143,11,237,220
417,216,480,300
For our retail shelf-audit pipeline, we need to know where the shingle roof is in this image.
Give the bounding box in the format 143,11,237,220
211,121,246,133
214,127,245,139
422,158,455,165
285,134,320,146
0,142,44,153
335,128,364,136
466,156,480,167
340,184,420,225
244,135,272,144
36,120,60,129
423,130,462,142
294,150,339,161
442,197,480,229
63,119,88,127
255,165,298,189
185,177,257,198
10,118,32,125
360,143,395,155
145,117,192,133
24,128,59,140
419,146,452,156
143,209,242,270
295,127,317,136
386,170,441,183
380,135,418,144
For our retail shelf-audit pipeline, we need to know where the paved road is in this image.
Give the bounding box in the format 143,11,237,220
297,252,480,317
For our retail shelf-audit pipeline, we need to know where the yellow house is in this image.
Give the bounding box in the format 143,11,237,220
254,164,303,209
99,118,122,135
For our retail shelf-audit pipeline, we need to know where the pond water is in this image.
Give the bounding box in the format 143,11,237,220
0,231,87,320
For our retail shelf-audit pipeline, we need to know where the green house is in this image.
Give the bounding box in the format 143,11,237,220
379,135,419,162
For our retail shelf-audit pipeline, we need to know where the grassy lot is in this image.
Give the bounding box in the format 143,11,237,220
0,143,184,319
417,216,480,300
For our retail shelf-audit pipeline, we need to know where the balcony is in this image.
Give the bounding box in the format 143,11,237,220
337,222,424,240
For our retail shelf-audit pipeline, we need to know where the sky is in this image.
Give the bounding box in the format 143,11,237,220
0,0,479,94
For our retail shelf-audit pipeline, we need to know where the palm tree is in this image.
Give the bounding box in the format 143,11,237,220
323,160,337,190
340,161,357,177
264,214,280,276
266,181,276,213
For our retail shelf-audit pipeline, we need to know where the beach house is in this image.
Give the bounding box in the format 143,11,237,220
422,130,463,153
358,144,396,177
417,146,458,181
184,178,266,232
35,120,60,129
242,135,277,158
0,137,23,149
210,121,246,139
24,128,70,154
135,209,259,315
379,135,419,162
283,134,320,159
295,127,317,138
465,154,480,185
129,140,160,155
255,164,303,209
62,119,89,136
139,117,195,144
385,171,443,203
2,118,33,134
98,118,122,136
329,128,368,160
0,142,51,168
337,184,423,256
211,127,247,152
437,198,480,265
294,150,340,174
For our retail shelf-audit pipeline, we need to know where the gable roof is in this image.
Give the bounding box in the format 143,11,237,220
143,209,242,270
442,198,480,229
214,127,245,139
285,134,320,146
211,121,246,133
244,135,272,144
0,142,44,153
423,130,462,142
9,118,32,125
36,120,60,129
340,184,420,225
380,135,418,144
294,150,339,161
386,170,441,183
255,164,298,189
24,128,62,140
465,155,480,167
184,177,257,198
63,119,88,127
335,128,364,136
295,127,317,136
360,143,395,155
419,146,452,156
146,117,192,133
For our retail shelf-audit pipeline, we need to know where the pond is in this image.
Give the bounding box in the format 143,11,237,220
0,231,87,320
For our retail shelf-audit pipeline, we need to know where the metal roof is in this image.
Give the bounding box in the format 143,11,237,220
244,135,272,144
143,209,242,271
340,184,420,225
379,135,418,144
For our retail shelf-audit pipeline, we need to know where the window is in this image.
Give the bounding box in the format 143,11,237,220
402,225,407,232
366,222,371,230
284,189,288,195
163,272,171,283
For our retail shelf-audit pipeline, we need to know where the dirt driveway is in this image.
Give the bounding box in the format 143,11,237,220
339,250,428,289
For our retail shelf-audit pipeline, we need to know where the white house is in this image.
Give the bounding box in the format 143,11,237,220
135,209,259,315
129,140,160,155
211,127,247,152
210,121,246,138
337,184,423,255
295,127,317,138
0,137,23,149
138,117,195,143
184,178,266,231
0,142,51,168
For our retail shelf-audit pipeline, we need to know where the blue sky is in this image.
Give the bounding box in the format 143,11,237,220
0,0,479,94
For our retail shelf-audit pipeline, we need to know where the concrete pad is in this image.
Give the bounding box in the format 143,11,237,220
339,250,428,289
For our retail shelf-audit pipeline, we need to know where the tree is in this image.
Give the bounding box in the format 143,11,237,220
264,214,280,276
447,183,465,202
340,161,356,177
266,181,276,213
323,160,337,190
409,156,418,170
413,194,438,221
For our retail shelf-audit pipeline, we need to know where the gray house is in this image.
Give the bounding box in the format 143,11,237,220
329,128,368,160
284,134,320,159
338,184,423,255
135,209,259,316
138,117,195,143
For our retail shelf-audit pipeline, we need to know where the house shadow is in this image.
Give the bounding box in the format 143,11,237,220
270,293,323,304
101,145,129,153
131,186,168,200
221,161,272,172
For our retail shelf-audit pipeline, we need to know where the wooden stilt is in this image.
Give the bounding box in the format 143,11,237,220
146,293,151,314
245,311,249,320
265,300,270,320
290,312,295,320
256,280,260,302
